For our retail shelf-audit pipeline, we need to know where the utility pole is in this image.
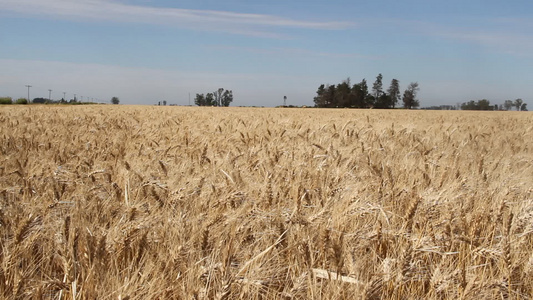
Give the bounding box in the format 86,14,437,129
189,93,191,106
48,89,52,102
25,85,32,102
74,94,77,101
63,92,66,101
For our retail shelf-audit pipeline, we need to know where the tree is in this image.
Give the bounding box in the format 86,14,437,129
33,97,47,104
521,103,528,111
313,84,326,107
372,73,383,102
163,100,167,106
514,98,523,111
283,95,287,106
0,97,13,104
111,97,120,105
351,79,369,108
461,100,476,110
335,79,351,107
325,85,336,108
16,98,28,104
402,82,420,109
213,88,224,107
206,93,215,106
478,99,491,110
387,79,400,108
311,76,412,109
194,89,233,106
504,100,513,111
460,99,493,111
221,90,233,107
374,93,392,109
194,93,206,106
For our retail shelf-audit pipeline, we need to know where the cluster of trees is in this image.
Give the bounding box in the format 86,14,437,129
0,96,118,105
460,99,495,111
32,97,77,104
194,88,233,107
0,97,27,104
460,98,527,111
503,99,527,111
313,74,420,109
33,97,102,105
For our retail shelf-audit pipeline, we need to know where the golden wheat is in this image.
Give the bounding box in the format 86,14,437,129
0,105,532,299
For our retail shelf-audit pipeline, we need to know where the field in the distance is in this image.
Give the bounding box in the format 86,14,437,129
1,106,532,299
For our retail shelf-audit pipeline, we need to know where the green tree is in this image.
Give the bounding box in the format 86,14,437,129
504,100,513,111
351,79,369,108
206,93,215,106
387,79,400,108
33,97,47,104
402,82,420,109
312,76,412,109
460,99,493,111
194,93,206,106
325,84,336,108
372,73,383,102
313,84,326,107
478,99,491,110
374,93,391,109
0,97,13,104
16,98,28,104
111,97,120,105
221,90,233,107
335,79,351,107
521,103,528,111
461,100,476,110
514,98,523,111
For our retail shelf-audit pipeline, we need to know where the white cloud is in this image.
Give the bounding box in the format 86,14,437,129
0,0,354,37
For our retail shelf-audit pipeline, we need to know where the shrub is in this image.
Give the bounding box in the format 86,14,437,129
33,98,47,104
16,98,28,104
0,97,13,104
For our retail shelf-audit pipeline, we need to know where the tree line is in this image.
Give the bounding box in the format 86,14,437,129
460,99,527,111
0,96,119,105
313,74,420,109
0,97,27,104
194,88,233,107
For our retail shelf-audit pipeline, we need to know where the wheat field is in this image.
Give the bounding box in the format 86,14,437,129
1,105,532,299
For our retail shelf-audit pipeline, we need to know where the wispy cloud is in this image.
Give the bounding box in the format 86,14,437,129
437,30,533,56
396,18,533,57
207,45,382,60
0,0,354,37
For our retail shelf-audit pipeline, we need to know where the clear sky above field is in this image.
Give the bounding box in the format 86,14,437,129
1,0,533,107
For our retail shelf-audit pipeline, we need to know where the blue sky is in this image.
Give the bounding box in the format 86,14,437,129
1,0,533,107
